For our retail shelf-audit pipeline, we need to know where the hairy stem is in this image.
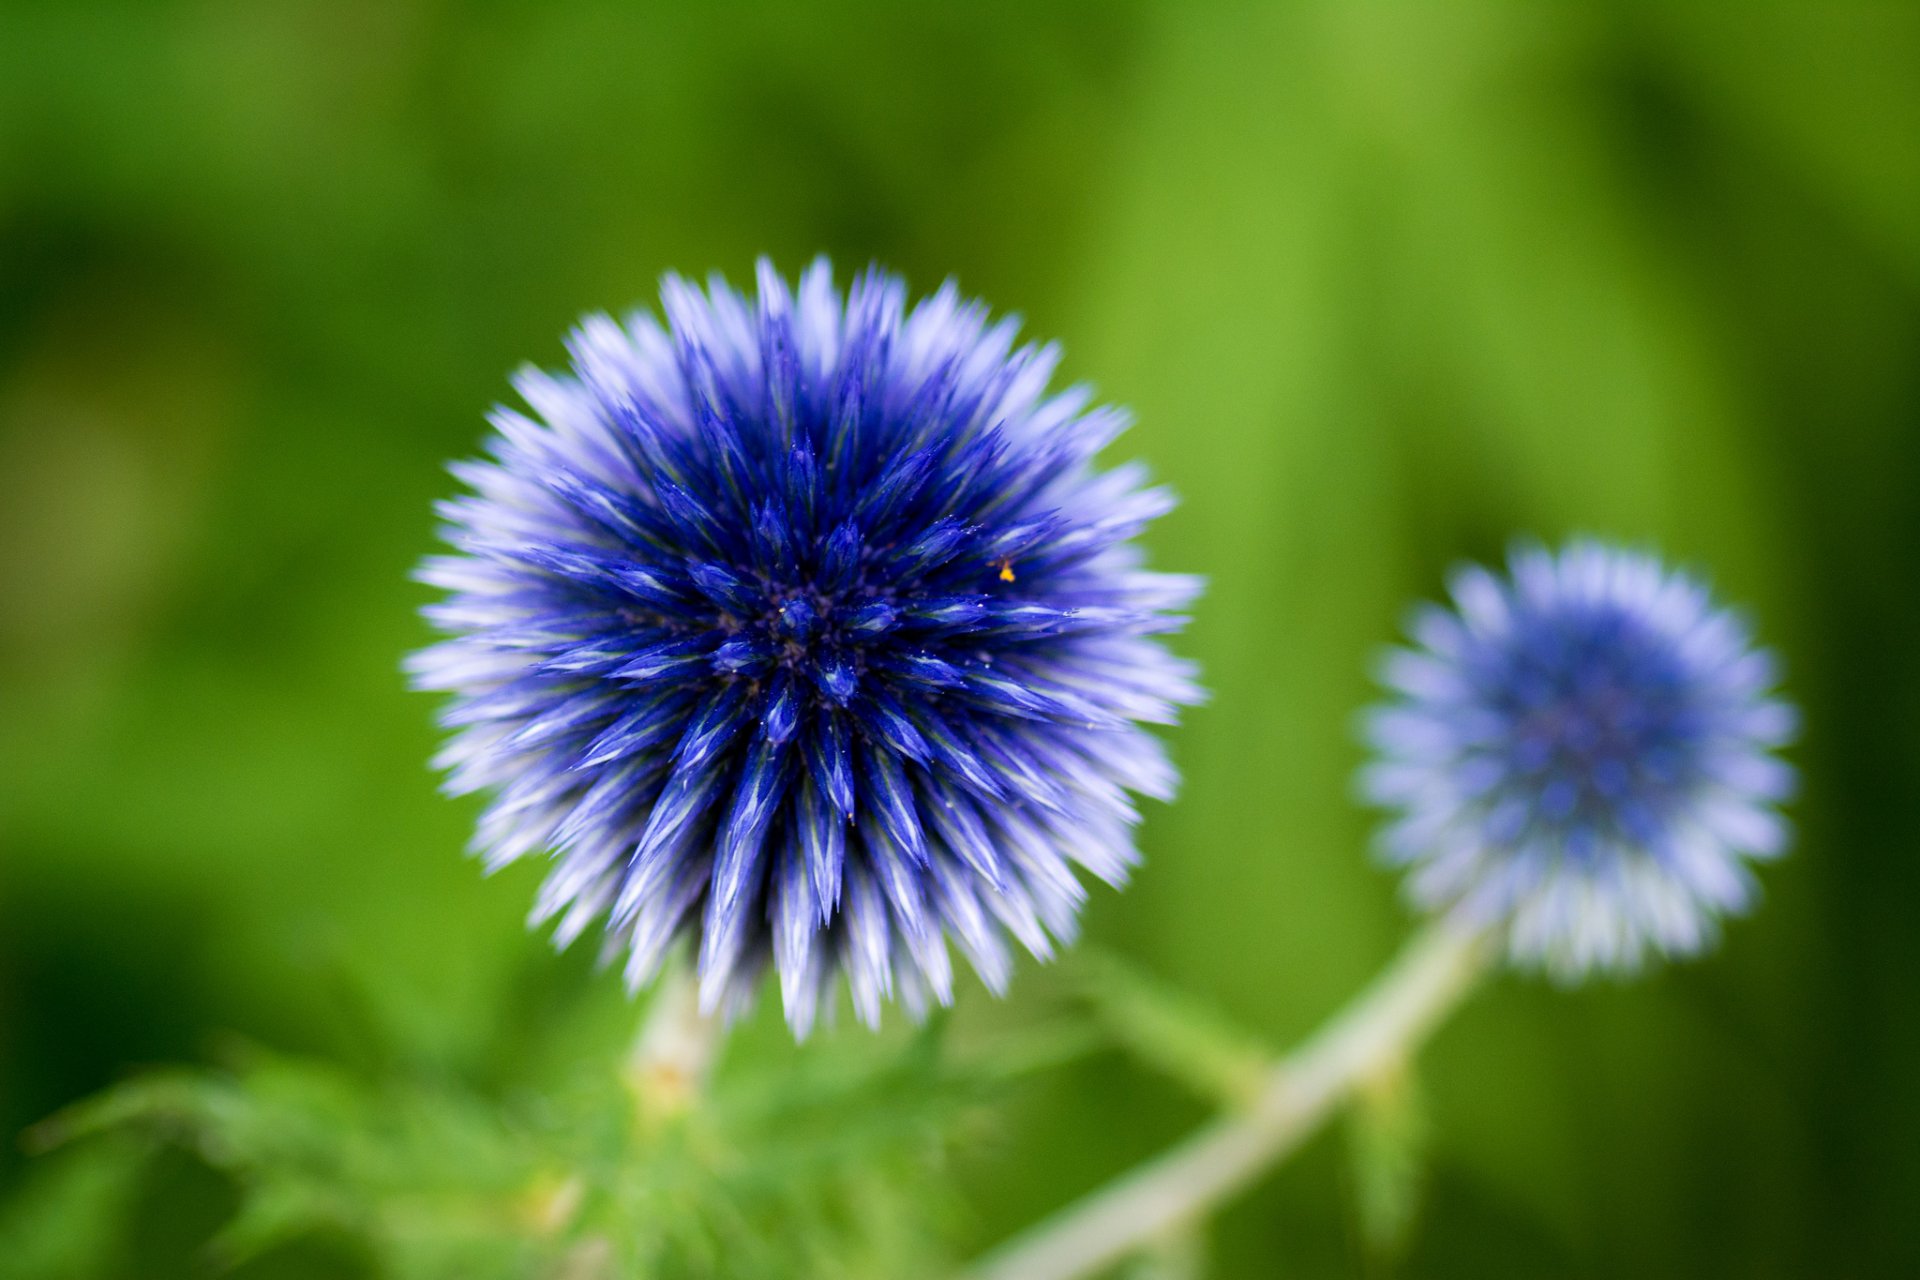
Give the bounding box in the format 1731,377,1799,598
961,923,1491,1280
624,963,724,1122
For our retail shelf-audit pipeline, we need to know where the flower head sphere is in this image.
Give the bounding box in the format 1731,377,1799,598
410,259,1202,1034
1362,540,1796,979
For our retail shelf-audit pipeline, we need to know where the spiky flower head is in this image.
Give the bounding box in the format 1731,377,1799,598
410,258,1201,1035
1361,540,1796,978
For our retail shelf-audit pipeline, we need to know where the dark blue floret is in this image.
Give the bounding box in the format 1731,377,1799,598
1362,541,1795,978
411,259,1202,1033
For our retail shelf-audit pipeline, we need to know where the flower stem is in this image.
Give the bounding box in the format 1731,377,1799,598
960,922,1492,1280
624,962,724,1123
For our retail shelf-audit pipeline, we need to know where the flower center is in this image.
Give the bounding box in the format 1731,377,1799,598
1482,606,1702,845
692,565,904,712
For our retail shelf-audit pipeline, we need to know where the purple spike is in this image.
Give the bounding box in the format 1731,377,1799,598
505,686,627,752
607,564,693,611
654,477,726,555
777,596,817,641
672,681,750,772
977,514,1063,564
771,843,821,1036
900,596,988,630
688,561,763,616
844,599,897,635
539,633,661,677
551,753,666,849
840,864,892,1027
953,664,1097,724
794,773,846,922
858,809,933,940
969,721,1071,812
927,855,1011,994
620,855,709,990
856,447,936,534
694,398,756,517
818,520,862,592
814,652,858,706
887,517,971,578
751,501,794,576
879,650,965,693
760,669,803,744
712,633,775,677
508,544,669,605
576,691,692,769
756,257,799,446
860,742,928,866
619,752,730,919
785,445,821,536
858,687,932,764
914,706,1009,801
608,636,716,682
919,777,1007,888
545,467,667,549
711,735,793,912
804,712,857,819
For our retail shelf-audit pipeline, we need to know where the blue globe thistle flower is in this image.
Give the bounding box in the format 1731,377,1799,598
1361,540,1796,979
410,259,1201,1035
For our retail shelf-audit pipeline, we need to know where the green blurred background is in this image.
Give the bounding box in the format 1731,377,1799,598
2,1,1916,1275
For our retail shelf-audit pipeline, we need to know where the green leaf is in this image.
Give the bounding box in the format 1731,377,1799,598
1344,1058,1429,1264
0,1137,151,1280
1076,948,1271,1109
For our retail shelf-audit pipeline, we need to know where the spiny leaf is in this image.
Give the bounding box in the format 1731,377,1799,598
14,1015,1071,1280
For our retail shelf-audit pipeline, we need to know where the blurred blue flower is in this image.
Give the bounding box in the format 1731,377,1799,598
410,259,1201,1034
1362,540,1796,978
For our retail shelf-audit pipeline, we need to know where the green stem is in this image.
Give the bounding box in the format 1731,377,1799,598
625,962,724,1122
960,923,1492,1280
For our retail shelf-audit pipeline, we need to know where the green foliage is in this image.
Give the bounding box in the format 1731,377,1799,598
12,1017,1032,1280
0,1137,150,1280
1343,1061,1430,1268
1074,950,1271,1110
